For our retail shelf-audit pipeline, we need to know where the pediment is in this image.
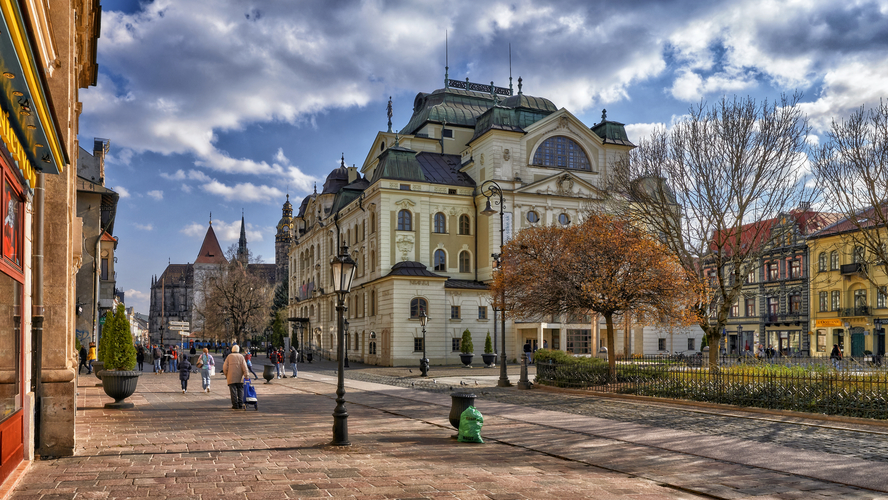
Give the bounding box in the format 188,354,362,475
523,108,605,147
515,171,607,199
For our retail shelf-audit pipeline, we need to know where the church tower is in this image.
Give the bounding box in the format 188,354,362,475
237,211,248,263
275,195,294,284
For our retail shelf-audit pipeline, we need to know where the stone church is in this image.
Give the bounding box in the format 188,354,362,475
148,214,278,345
287,76,663,367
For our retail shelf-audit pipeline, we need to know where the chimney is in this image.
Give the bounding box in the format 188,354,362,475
347,164,358,183
94,138,110,184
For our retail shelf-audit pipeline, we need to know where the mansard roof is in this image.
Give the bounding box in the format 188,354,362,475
370,148,474,188
590,119,634,146
194,224,227,265
370,145,426,184
386,261,446,278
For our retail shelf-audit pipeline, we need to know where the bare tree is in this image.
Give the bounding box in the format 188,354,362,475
811,101,888,280
612,94,814,367
194,247,272,346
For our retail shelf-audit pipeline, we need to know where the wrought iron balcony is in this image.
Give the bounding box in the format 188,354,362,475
763,312,802,324
841,262,866,275
839,306,870,317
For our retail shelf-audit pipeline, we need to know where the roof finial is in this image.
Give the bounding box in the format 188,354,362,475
313,182,317,195
209,211,212,225
341,153,345,168
386,96,393,133
444,30,449,89
509,43,513,96
517,76,523,96
491,81,498,105
601,109,607,122
395,130,400,147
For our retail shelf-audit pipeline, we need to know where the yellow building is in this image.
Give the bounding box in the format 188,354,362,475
808,216,888,358
288,81,634,366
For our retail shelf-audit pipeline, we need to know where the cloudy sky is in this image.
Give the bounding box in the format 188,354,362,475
82,0,888,314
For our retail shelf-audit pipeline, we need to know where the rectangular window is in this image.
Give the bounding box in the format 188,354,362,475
688,338,696,351
658,338,666,351
820,291,828,312
101,258,109,280
790,260,801,279
731,302,739,318
790,294,802,313
745,298,755,317
414,337,424,353
478,306,487,320
450,306,460,319
442,128,453,138
767,263,779,281
747,269,756,284
448,189,457,195
451,338,461,352
854,289,867,308
565,329,591,354
400,184,411,190
879,287,887,309
831,290,841,311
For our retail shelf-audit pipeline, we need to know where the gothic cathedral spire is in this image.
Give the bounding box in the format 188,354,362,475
237,210,248,262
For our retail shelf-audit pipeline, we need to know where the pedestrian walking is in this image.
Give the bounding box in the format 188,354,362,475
223,345,249,409
170,347,179,372
830,344,842,369
153,345,163,373
197,348,215,392
87,342,96,374
189,345,197,356
78,345,88,374
289,346,298,378
245,351,259,379
178,355,192,393
523,340,532,364
136,346,145,371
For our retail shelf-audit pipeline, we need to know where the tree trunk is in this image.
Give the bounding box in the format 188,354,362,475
707,330,721,370
605,312,616,383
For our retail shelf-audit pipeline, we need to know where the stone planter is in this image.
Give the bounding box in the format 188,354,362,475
449,392,477,430
98,370,141,409
262,364,275,384
459,353,474,367
481,353,496,367
92,361,105,386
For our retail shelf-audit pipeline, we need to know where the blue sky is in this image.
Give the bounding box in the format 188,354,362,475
80,0,888,314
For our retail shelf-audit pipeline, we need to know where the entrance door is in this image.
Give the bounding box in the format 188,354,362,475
877,331,886,356
851,328,865,357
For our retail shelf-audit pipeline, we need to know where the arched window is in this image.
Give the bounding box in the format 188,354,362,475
532,136,591,170
434,212,446,233
434,249,446,271
398,209,412,231
458,214,471,235
410,297,428,318
818,252,827,272
830,250,839,270
854,246,866,263
459,251,471,273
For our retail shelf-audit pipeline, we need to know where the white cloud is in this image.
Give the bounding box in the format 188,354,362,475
624,122,666,145
114,186,131,198
133,223,154,231
147,190,164,200
180,222,206,237
123,288,151,315
201,180,284,203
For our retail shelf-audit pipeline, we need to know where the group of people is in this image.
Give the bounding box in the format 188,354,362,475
77,342,97,374
267,346,298,379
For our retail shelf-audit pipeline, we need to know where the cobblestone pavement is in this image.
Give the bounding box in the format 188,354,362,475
299,359,888,465
10,358,888,499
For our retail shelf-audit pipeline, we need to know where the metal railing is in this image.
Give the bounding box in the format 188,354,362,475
535,354,888,419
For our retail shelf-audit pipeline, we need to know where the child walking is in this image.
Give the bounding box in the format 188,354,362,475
179,355,192,393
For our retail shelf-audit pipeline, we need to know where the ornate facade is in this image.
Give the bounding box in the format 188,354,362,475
288,79,638,366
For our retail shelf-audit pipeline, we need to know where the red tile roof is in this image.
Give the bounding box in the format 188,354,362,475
194,224,227,265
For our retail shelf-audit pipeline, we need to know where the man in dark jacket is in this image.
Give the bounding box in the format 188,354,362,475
289,347,298,378
78,345,88,374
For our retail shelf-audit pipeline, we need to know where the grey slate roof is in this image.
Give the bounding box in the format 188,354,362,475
370,146,426,184
415,153,475,187
444,279,489,290
590,120,635,146
386,261,447,278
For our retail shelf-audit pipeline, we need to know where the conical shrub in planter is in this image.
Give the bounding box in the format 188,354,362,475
459,329,474,367
98,304,141,409
481,331,496,367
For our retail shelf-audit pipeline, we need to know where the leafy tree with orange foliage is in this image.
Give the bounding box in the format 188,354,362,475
491,212,700,381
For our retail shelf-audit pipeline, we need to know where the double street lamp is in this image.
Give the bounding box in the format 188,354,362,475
480,180,511,388
330,244,357,446
419,309,429,377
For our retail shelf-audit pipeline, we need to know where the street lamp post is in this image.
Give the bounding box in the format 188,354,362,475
480,180,511,387
419,309,429,377
330,244,356,446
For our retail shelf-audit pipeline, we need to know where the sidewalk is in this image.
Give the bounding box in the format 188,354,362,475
9,364,888,499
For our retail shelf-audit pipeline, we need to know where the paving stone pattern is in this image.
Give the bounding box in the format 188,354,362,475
11,359,888,499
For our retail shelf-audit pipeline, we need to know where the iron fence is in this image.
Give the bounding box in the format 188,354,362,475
535,354,888,419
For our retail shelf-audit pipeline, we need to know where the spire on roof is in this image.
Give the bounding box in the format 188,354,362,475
518,76,523,96
237,211,248,262
601,109,607,123
386,96,393,133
